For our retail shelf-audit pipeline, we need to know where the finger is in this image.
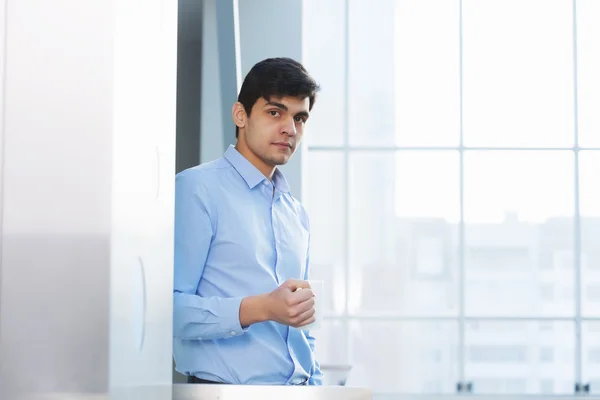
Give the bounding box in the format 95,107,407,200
292,297,315,316
294,312,316,328
285,279,311,292
292,288,314,303
291,305,316,327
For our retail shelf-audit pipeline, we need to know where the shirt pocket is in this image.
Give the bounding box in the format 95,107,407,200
274,205,310,281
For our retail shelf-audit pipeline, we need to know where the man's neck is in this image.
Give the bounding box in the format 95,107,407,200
234,142,276,180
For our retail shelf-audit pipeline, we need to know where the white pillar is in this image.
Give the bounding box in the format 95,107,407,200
0,1,177,399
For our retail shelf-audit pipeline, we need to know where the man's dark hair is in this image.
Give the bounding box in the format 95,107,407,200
236,57,320,138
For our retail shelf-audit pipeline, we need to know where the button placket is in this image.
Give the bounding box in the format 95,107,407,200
274,213,281,246
261,180,272,201
272,201,283,282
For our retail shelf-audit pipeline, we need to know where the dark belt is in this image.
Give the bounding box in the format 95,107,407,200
187,375,308,385
187,375,226,384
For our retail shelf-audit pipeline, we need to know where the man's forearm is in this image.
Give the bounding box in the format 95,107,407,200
173,292,248,340
239,294,271,327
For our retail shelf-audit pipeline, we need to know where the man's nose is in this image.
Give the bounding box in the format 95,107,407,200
283,117,297,136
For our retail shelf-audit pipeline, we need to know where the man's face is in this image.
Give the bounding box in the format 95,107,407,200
241,96,310,167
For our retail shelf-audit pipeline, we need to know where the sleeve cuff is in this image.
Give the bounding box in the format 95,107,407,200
219,296,249,338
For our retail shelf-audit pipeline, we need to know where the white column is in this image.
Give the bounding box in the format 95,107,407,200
0,1,177,399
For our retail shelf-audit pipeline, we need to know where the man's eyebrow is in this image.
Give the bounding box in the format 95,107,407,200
265,101,288,111
266,101,309,118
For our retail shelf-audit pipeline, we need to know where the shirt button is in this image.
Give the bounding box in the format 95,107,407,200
263,181,269,186
231,331,236,336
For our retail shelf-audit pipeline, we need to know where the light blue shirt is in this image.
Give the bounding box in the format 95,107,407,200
173,145,323,385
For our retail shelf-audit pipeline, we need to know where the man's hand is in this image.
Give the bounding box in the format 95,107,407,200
265,279,316,328
239,279,315,328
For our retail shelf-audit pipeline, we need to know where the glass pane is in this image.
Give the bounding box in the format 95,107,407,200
302,0,345,147
577,0,600,147
464,151,575,317
394,0,460,147
349,151,460,316
348,0,460,147
311,319,349,386
462,0,574,147
304,151,346,315
347,320,458,394
582,322,600,394
580,151,600,316
347,0,395,147
465,320,575,394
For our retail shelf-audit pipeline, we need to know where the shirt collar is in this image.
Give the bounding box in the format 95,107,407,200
224,145,290,193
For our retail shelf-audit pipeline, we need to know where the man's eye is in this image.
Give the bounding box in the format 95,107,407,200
269,111,280,117
294,116,306,123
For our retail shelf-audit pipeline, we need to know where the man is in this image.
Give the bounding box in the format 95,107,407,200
173,57,323,385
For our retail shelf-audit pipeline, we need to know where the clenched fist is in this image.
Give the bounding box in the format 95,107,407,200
265,279,316,328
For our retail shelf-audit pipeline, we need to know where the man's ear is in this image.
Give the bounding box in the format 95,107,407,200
232,102,246,129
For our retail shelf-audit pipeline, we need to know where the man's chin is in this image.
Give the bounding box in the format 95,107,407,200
266,155,291,166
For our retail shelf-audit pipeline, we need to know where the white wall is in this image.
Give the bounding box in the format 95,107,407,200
0,0,6,338
0,1,177,398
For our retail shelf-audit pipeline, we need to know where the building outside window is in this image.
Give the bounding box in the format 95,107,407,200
302,0,600,396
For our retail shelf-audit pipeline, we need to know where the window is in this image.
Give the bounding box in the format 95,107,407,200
349,320,458,393
554,250,574,270
468,346,527,363
589,349,600,364
580,153,600,317
540,347,555,363
303,0,598,395
540,285,555,301
576,0,600,147
472,379,527,394
583,323,600,389
462,0,574,148
540,380,554,394
586,285,600,302
506,379,527,393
